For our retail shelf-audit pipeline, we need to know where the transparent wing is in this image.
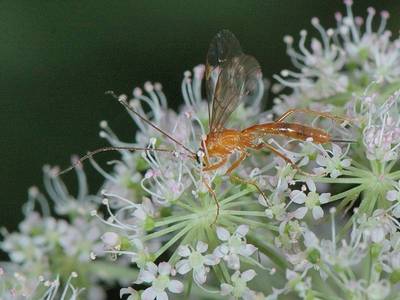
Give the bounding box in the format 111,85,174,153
205,30,261,132
205,30,242,127
210,54,261,132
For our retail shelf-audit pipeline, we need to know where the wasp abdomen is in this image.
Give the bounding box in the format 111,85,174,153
244,122,331,144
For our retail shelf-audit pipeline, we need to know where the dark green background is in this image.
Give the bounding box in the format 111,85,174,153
1,1,399,232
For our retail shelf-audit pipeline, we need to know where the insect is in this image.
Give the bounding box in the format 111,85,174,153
200,30,349,176
59,30,351,222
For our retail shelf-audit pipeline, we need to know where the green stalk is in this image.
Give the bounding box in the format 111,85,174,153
297,176,366,184
219,188,255,205
247,235,287,270
225,215,278,231
86,261,138,281
143,220,191,241
154,224,193,260
222,210,267,217
328,184,365,202
154,213,197,227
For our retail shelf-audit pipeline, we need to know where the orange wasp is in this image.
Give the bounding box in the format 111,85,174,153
60,30,350,220
200,30,349,176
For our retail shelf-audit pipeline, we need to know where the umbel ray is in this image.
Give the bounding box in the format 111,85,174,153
58,29,352,221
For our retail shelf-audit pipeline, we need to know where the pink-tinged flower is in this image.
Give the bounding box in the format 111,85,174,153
314,144,351,178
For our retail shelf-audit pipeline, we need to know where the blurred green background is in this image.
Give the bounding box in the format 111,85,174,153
0,0,399,238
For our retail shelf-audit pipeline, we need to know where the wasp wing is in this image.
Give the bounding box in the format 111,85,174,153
205,30,242,128
205,30,261,133
210,54,261,132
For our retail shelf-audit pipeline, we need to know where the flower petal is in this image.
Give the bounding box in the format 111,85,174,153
239,244,257,257
313,167,325,176
156,291,168,300
312,206,324,220
216,227,230,241
176,259,191,274
137,270,156,283
330,169,341,178
235,225,249,237
341,158,351,168
196,241,208,253
293,207,308,219
319,193,331,204
120,287,136,298
193,268,207,285
220,283,233,296
332,144,342,157
204,254,220,266
304,230,319,247
316,154,328,167
146,262,158,275
142,287,157,300
386,190,398,202
241,269,256,282
168,280,184,294
213,245,228,257
290,190,306,204
177,245,191,257
158,262,171,275
371,227,385,243
226,254,240,270
101,232,120,247
306,178,316,192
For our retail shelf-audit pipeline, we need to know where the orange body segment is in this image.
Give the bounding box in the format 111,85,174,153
203,121,332,174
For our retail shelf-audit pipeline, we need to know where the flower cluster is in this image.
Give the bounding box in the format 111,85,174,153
2,1,400,299
0,162,135,299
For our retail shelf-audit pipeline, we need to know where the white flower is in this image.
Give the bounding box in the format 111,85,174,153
285,269,312,298
214,225,257,270
120,287,140,300
130,239,154,269
386,180,400,218
101,231,121,250
361,91,400,162
357,210,398,243
314,144,351,178
366,280,390,300
175,241,219,285
290,179,330,220
274,22,348,99
220,269,257,300
135,262,183,300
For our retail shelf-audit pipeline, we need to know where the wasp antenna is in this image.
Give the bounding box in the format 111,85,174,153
105,91,196,156
57,146,174,176
331,139,357,144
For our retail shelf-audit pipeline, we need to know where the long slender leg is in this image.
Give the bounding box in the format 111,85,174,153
230,174,269,204
202,177,219,225
254,142,296,167
275,108,350,123
225,152,248,175
203,156,228,172
256,142,316,176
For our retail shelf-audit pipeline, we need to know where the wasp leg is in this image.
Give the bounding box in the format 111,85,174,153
254,142,296,166
225,152,248,175
275,108,350,124
203,156,228,172
230,174,269,204
255,142,316,176
202,177,219,226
